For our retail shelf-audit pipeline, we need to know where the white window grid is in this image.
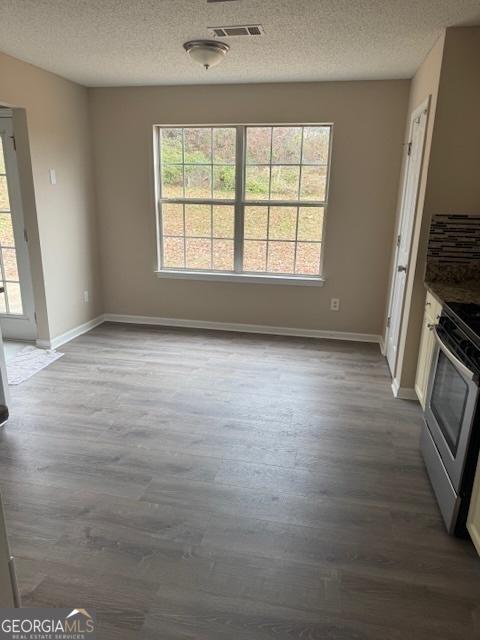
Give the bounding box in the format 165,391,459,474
155,124,332,278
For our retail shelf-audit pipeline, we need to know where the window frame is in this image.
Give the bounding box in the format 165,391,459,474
154,123,332,285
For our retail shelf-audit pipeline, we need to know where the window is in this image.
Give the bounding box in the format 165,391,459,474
156,125,332,282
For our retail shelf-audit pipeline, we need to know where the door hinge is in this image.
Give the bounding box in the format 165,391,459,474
396,234,401,247
10,135,16,151
34,311,37,325
386,316,391,328
407,141,412,156
23,227,28,243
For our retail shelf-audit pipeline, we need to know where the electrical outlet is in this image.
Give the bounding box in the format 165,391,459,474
83,290,89,303
49,168,57,185
330,298,340,311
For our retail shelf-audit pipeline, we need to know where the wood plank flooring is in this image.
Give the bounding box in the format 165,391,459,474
1,322,480,639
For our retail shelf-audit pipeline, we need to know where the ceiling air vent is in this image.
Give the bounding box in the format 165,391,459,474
208,24,265,38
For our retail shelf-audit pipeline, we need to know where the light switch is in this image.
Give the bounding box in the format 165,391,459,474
49,169,57,185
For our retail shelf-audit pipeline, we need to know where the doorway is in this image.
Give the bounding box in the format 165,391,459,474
0,110,36,341
386,98,429,377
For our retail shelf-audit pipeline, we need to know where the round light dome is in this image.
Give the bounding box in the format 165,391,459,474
183,40,230,70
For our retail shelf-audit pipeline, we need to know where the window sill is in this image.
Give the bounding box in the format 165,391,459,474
155,270,325,287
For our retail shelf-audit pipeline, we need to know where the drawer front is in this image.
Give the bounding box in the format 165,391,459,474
425,290,442,323
421,423,460,534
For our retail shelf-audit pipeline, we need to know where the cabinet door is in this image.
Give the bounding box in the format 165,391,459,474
415,316,433,408
468,458,480,556
0,490,15,606
415,293,442,409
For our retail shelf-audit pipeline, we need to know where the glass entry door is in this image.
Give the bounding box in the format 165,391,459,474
0,112,36,340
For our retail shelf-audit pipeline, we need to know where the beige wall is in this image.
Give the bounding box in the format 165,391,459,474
0,51,102,341
90,80,409,335
426,27,480,214
389,33,446,389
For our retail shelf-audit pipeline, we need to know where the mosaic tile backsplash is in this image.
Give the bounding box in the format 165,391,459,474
428,214,480,262
426,214,480,283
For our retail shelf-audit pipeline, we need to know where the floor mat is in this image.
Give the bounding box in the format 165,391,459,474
7,345,63,385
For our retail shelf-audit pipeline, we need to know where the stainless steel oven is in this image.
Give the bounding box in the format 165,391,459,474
421,303,480,536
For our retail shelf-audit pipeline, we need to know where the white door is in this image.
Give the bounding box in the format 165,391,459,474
0,112,36,340
386,99,429,375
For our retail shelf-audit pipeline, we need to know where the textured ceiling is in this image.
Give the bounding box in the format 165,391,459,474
0,0,479,87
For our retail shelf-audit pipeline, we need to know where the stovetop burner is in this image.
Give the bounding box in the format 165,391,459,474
445,302,480,348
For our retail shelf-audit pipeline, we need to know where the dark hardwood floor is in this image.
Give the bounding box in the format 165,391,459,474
1,322,479,639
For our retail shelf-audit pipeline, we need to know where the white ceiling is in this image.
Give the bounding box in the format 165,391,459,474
0,0,479,87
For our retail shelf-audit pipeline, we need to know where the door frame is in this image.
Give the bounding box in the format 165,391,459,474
385,96,430,378
0,110,37,340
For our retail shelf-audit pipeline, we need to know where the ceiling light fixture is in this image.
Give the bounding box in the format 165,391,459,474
183,40,230,70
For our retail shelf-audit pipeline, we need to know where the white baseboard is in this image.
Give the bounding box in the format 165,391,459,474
103,313,382,344
391,378,418,401
35,313,384,350
36,315,105,350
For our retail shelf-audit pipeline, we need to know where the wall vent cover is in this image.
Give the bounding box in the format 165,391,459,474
208,24,265,38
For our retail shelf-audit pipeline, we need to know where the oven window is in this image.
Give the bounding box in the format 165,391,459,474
431,351,468,455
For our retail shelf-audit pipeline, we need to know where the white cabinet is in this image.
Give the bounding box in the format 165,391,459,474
415,290,442,409
468,458,480,556
0,489,18,606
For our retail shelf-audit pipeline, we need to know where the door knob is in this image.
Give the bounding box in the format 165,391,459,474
397,265,407,273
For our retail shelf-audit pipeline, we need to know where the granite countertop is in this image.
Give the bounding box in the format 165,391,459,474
425,260,480,305
425,279,480,306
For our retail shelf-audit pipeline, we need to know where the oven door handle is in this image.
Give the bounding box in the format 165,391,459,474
432,325,475,381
